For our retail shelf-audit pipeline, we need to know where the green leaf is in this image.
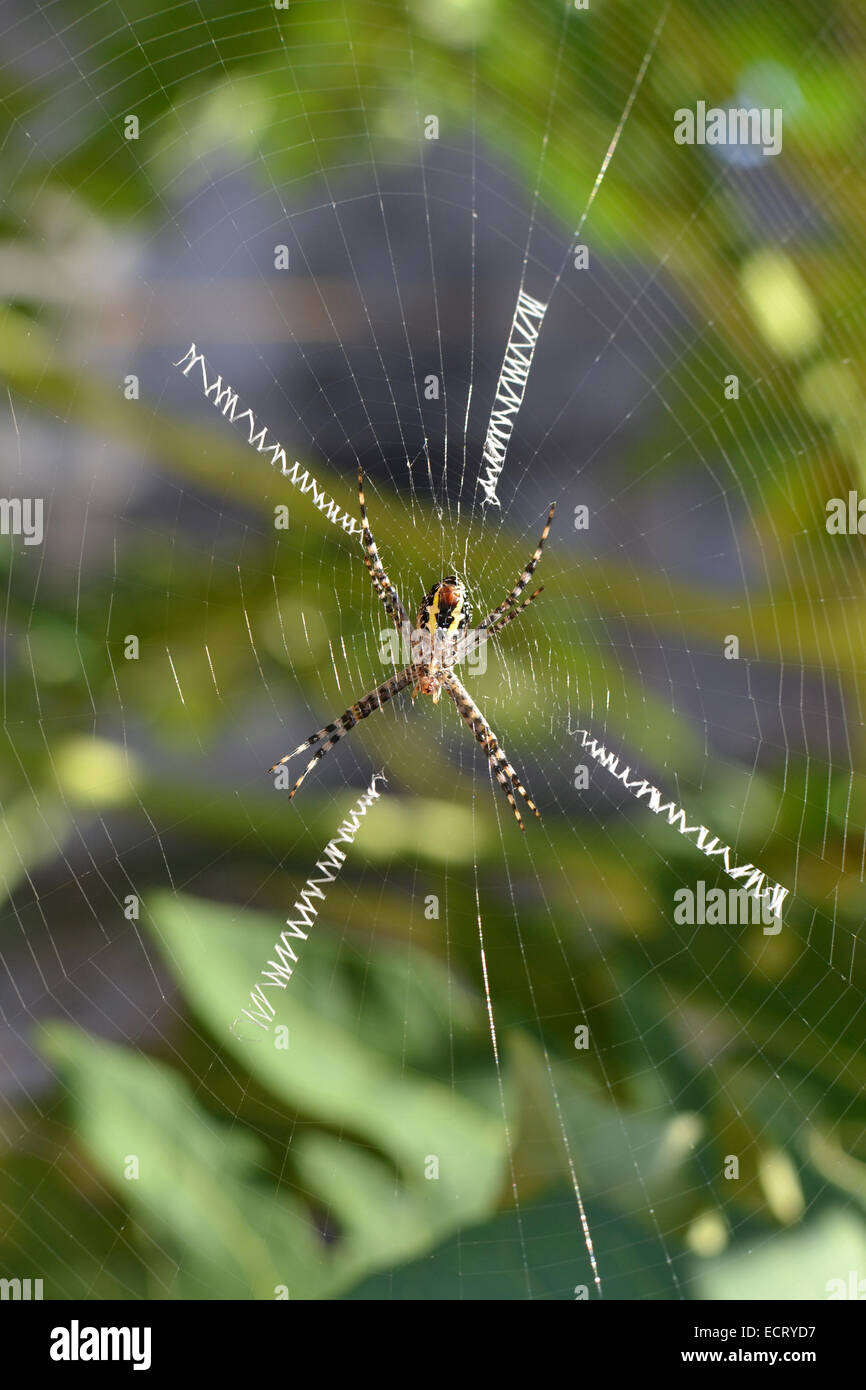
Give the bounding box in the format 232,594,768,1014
345,1184,691,1301
38,1022,325,1300
697,1208,866,1301
145,891,507,1270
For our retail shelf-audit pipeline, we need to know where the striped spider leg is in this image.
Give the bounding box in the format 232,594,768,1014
476,501,555,633
270,664,419,800
446,505,555,828
270,471,414,799
444,673,541,831
357,468,412,646
269,478,555,827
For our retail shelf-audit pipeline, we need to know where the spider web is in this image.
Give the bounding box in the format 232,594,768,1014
1,0,865,1302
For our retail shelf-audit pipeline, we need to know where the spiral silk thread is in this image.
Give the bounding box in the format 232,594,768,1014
174,343,364,537
576,730,789,919
478,291,547,508
233,775,386,1035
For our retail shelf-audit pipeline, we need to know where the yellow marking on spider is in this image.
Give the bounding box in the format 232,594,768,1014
426,582,465,634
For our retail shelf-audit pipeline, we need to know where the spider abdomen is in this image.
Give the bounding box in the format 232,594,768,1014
417,576,472,634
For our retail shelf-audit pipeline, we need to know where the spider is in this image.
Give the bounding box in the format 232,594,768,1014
270,472,555,830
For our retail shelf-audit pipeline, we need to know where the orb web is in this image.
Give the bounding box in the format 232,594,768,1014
1,0,864,1302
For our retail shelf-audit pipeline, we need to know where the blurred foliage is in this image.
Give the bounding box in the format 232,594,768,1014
1,0,866,1299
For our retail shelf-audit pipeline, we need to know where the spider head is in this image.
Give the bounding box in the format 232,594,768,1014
417,576,472,634
413,670,446,704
